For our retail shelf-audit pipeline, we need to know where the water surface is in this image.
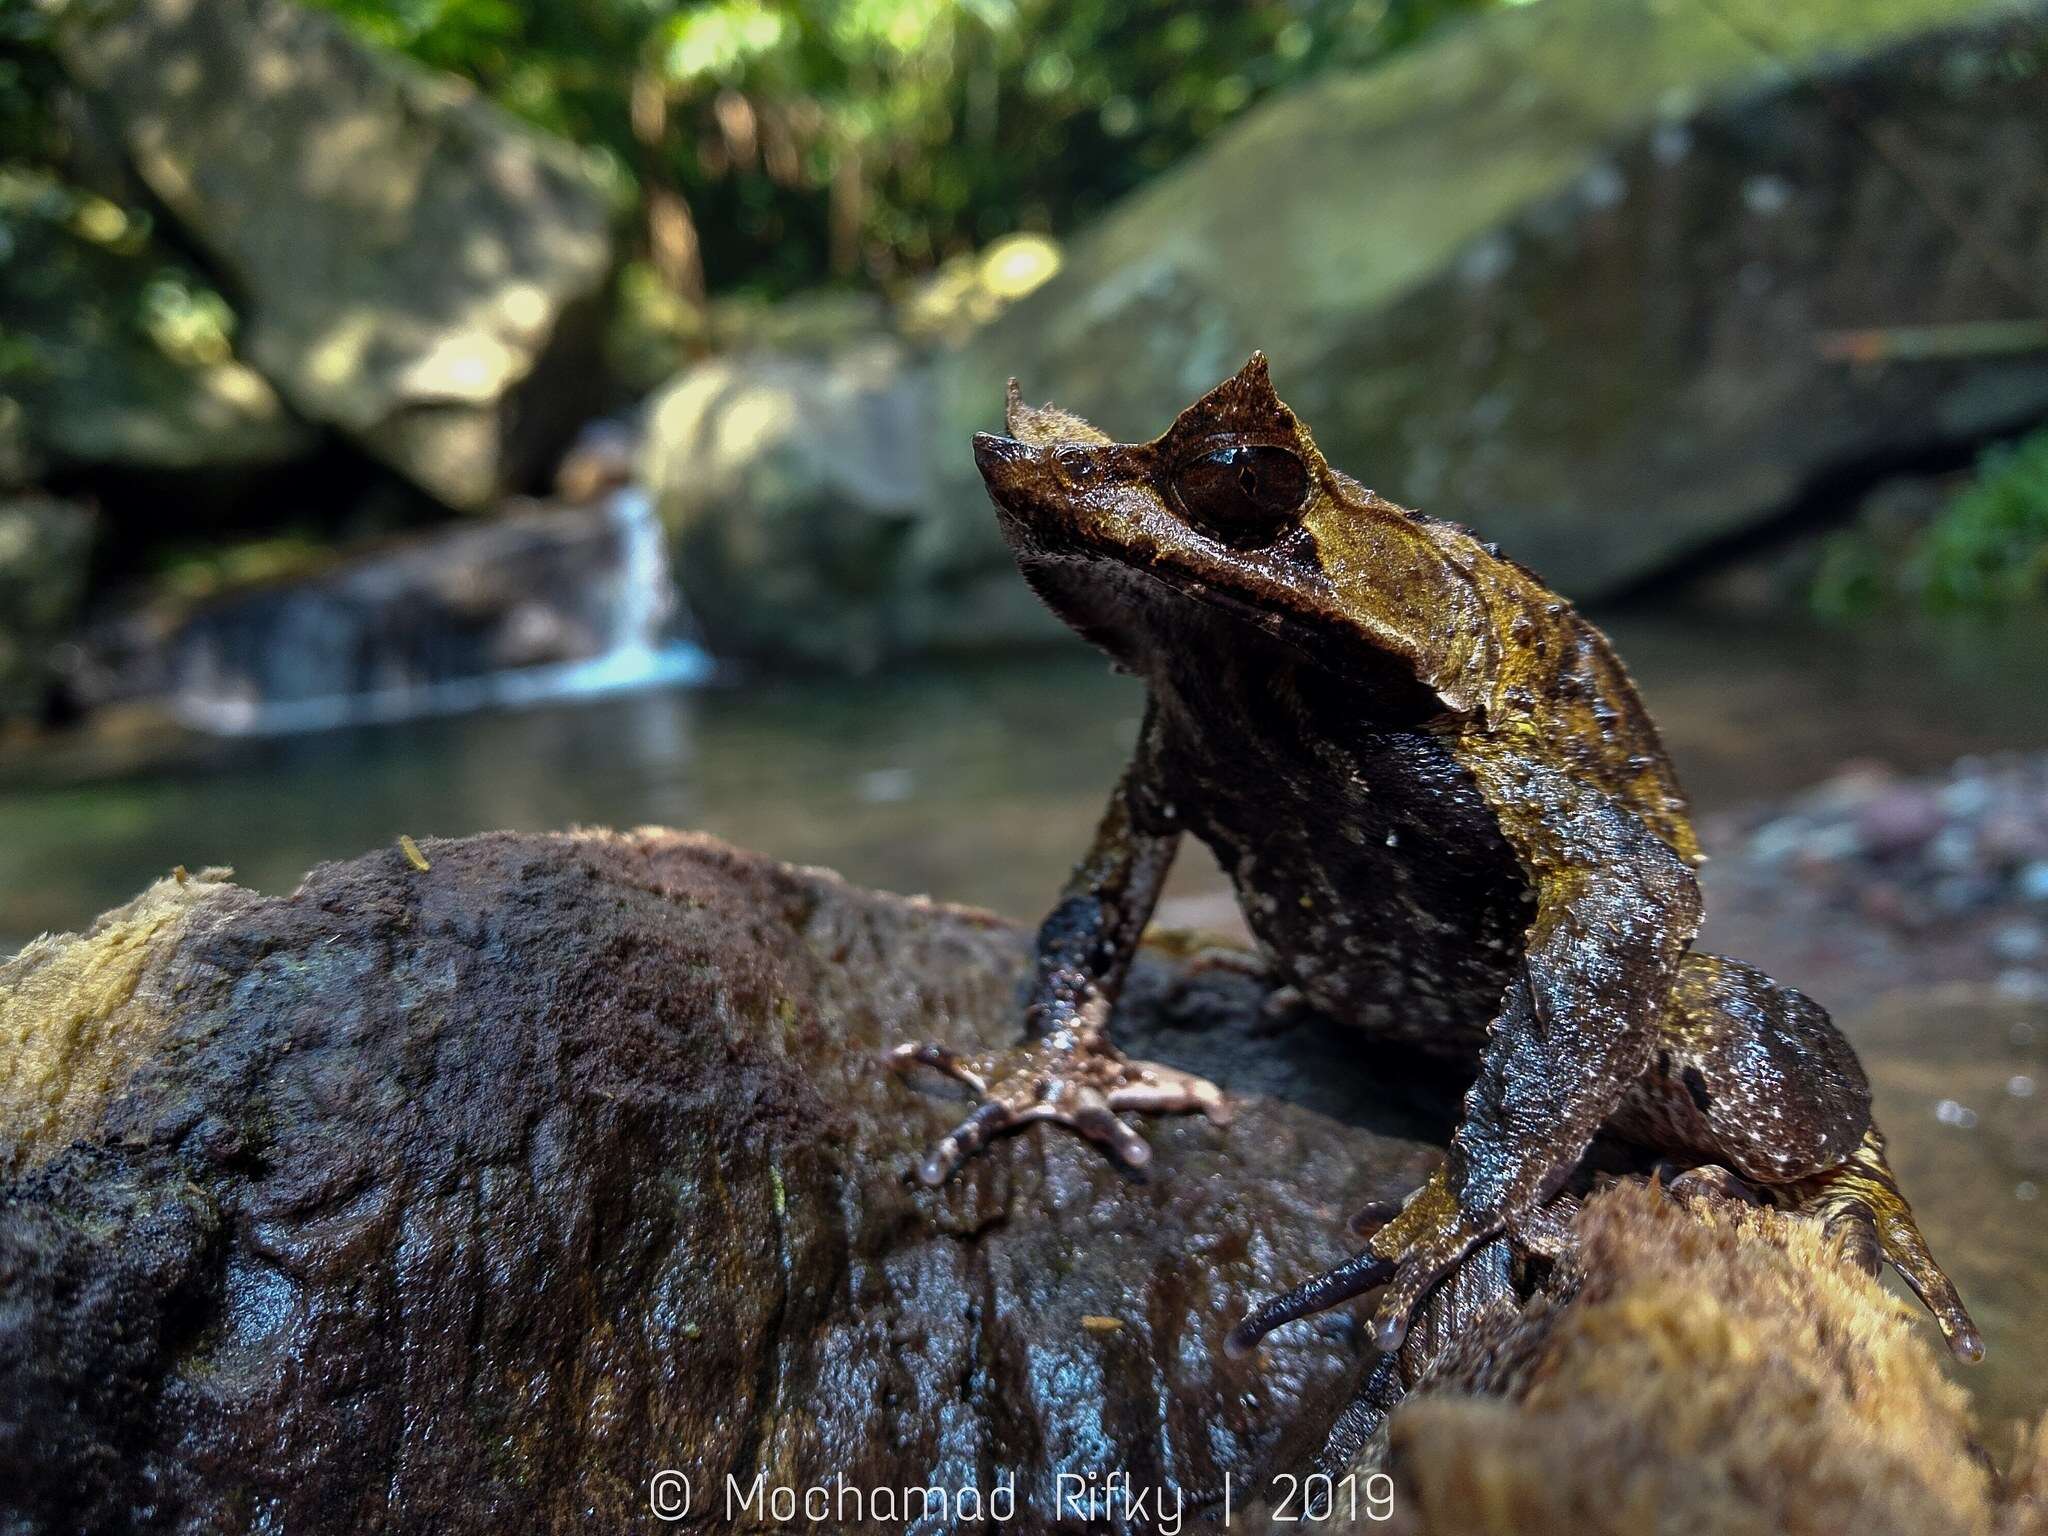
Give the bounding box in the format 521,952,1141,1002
2,610,2041,952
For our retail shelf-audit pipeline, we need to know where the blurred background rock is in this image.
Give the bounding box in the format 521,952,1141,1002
0,0,2042,919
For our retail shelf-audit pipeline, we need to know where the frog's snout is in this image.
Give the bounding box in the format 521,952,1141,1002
974,434,1046,520
973,432,1030,478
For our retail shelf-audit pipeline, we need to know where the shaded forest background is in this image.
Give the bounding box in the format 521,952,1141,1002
0,0,2041,649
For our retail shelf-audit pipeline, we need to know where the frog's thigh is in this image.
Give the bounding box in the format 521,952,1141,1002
1614,953,1871,1184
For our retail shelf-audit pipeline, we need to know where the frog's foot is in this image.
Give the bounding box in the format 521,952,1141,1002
1662,1161,1764,1206
1655,1142,1979,1361
1228,1166,1505,1358
1768,1129,1982,1362
890,1032,1230,1187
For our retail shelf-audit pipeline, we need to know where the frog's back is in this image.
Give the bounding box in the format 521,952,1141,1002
1415,514,1700,868
1138,525,1697,1054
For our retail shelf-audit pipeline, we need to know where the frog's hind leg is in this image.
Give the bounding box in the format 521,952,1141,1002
1614,953,1981,1361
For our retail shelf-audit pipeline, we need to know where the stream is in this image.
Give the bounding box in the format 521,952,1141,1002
3,607,2039,954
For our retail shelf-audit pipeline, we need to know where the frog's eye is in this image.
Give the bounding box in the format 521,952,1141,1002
1169,444,1309,544
1054,446,1099,483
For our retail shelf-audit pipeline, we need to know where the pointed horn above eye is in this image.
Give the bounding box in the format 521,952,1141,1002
1234,350,1279,403
1001,380,1114,446
1162,348,1297,446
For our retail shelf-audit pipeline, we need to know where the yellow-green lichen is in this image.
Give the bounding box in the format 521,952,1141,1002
0,869,233,1174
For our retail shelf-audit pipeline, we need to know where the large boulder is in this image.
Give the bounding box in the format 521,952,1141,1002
925,0,2048,606
641,339,1057,671
0,831,2030,1532
0,494,95,718
53,0,615,510
0,172,313,486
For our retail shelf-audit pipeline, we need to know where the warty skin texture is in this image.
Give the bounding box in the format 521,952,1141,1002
892,354,1978,1367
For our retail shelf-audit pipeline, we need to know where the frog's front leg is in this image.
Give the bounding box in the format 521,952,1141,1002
1617,953,1981,1359
1232,774,1700,1357
891,722,1230,1185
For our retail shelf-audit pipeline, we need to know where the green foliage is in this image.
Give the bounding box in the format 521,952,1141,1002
302,0,1495,298
1915,431,2048,611
1814,431,2048,619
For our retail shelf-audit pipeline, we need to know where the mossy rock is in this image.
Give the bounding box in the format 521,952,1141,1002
925,0,2048,609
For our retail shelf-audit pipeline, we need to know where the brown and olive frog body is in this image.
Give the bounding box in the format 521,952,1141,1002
892,355,1978,1365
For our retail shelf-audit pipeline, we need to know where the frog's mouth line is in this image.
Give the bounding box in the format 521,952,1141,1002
1018,545,1309,652
1018,549,1465,726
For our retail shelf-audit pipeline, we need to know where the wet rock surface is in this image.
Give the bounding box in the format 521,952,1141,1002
1,826,2035,1532
1700,754,2048,1011
0,832,1448,1531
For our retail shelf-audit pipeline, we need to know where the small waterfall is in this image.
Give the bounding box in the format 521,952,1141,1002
508,484,710,707
165,488,712,737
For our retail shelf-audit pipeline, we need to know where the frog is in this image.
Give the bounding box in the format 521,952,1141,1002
892,353,1980,1365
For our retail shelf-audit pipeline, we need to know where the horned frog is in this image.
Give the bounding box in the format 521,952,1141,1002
893,355,1978,1364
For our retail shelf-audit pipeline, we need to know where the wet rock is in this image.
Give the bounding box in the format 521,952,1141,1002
552,417,640,506
1352,1184,2020,1536
0,494,94,719
0,834,1439,1531
1,832,2026,1533
1702,754,2048,1001
928,0,2048,605
68,493,686,733
1858,785,1947,858
640,339,1058,671
53,0,613,510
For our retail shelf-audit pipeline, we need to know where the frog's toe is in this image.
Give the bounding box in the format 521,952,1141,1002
1225,1249,1395,1358
1103,1061,1232,1124
1364,1225,1498,1355
1776,1127,1982,1363
1663,1161,1766,1207
913,1097,1031,1186
1818,1192,1981,1361
890,1039,990,1097
1344,1198,1402,1239
891,1035,1228,1186
1232,1166,1505,1358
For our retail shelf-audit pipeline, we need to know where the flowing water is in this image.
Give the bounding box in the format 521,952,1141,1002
161,488,712,737
4,608,2037,951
